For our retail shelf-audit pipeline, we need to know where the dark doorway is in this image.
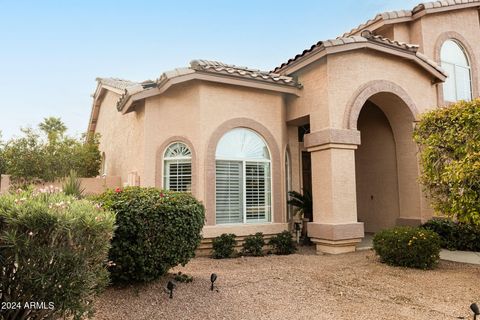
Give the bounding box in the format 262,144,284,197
301,151,312,221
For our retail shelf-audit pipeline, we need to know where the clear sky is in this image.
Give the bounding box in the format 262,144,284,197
0,0,420,140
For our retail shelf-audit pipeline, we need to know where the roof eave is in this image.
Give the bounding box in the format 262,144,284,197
277,42,445,83
119,71,302,114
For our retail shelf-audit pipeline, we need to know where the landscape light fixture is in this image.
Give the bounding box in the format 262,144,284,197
471,303,480,320
210,273,217,291
167,280,175,299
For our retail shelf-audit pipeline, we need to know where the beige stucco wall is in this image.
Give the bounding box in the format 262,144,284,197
94,90,145,185
142,81,289,232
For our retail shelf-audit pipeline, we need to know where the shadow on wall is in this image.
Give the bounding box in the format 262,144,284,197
0,174,122,195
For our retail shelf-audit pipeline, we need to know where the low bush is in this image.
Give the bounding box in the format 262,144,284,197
422,218,480,252
212,233,237,259
0,189,115,319
242,232,265,257
373,226,441,269
269,231,297,255
94,187,205,284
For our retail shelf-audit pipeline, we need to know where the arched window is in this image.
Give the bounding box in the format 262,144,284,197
163,142,192,192
441,40,472,101
215,128,272,224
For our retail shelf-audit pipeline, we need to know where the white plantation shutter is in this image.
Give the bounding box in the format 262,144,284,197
215,128,272,224
216,161,243,224
163,142,192,192
245,162,271,222
165,160,191,192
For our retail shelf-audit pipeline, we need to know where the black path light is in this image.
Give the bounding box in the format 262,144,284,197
167,280,176,299
210,273,217,291
471,303,480,320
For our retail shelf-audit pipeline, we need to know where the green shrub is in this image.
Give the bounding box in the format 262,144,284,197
94,187,205,284
0,189,115,319
269,230,297,255
413,99,480,225
242,232,265,257
173,272,193,283
212,233,237,259
373,226,441,269
422,218,480,252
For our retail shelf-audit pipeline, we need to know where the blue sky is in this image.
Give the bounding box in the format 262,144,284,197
0,0,420,140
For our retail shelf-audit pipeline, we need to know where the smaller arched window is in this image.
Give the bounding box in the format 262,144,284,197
441,40,472,102
163,142,192,192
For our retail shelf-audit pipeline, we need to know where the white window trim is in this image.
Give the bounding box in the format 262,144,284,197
215,129,273,225
163,142,192,191
441,40,473,102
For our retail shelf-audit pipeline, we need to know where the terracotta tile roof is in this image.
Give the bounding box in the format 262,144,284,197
112,60,300,112
96,78,140,91
273,31,443,74
189,59,301,87
342,0,480,37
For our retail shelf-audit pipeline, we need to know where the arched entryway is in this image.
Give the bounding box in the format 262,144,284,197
347,82,421,233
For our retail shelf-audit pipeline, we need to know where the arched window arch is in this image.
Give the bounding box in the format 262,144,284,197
163,142,192,192
215,128,272,224
441,40,472,102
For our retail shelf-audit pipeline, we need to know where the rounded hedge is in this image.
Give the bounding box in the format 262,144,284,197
269,230,297,255
95,187,205,284
0,188,115,319
422,218,480,252
373,226,441,269
212,233,237,259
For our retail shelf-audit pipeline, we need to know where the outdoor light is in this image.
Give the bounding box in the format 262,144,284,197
166,280,175,299
210,273,217,291
471,303,480,320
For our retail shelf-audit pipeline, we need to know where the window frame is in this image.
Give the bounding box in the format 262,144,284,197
163,142,192,192
440,39,473,102
215,128,272,225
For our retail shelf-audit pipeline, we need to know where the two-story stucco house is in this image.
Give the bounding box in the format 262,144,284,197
87,0,480,254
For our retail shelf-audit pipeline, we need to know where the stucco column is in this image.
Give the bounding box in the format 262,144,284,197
304,129,364,254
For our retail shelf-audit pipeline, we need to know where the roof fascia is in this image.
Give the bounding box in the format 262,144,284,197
279,42,445,82
121,72,301,114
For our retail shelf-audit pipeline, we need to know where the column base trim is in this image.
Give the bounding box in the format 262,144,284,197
311,238,363,254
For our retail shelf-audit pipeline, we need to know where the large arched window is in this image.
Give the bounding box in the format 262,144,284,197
163,142,192,192
441,40,472,102
215,128,272,224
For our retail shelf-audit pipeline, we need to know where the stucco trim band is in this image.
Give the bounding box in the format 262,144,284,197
202,223,288,238
307,222,365,241
304,128,361,149
396,217,425,226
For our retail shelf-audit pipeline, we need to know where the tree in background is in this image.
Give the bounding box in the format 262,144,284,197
414,99,480,225
0,117,101,185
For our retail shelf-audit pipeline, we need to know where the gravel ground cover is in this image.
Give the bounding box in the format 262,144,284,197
93,247,480,320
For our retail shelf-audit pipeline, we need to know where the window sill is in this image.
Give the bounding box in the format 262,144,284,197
202,222,288,238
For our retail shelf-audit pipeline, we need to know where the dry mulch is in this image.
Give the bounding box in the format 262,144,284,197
93,248,480,320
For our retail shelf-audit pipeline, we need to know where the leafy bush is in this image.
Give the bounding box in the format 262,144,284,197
413,99,480,224
94,187,205,284
0,189,115,319
62,169,85,198
269,231,297,255
422,218,480,252
173,272,193,283
373,226,441,269
212,233,237,259
1,117,101,186
242,232,265,257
